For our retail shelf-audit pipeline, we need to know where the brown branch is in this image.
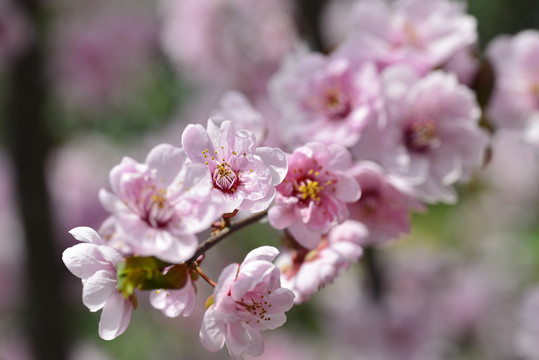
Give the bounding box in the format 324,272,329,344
189,210,268,263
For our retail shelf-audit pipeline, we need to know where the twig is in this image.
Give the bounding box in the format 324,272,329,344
189,210,268,263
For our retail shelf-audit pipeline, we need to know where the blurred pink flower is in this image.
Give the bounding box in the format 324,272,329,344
279,220,366,303
182,119,287,213
99,144,222,263
347,161,423,246
487,30,539,148
63,227,132,340
160,0,297,96
150,274,196,318
270,50,381,148
268,142,360,248
375,66,488,204
337,0,477,75
211,91,267,146
200,246,294,359
51,6,157,109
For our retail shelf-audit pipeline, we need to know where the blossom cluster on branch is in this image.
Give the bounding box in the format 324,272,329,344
59,0,539,358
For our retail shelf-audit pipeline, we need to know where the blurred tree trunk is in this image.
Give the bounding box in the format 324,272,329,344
5,0,68,359
294,0,330,53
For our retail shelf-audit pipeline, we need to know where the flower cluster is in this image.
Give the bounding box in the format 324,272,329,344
59,0,539,358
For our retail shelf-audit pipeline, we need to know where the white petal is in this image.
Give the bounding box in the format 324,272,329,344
98,292,132,340
82,270,117,312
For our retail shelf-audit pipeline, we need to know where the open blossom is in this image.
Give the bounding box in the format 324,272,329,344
150,274,196,318
268,142,360,249
370,66,488,204
62,227,132,340
278,221,366,303
337,0,477,75
270,49,381,148
200,246,295,359
347,161,423,246
99,144,222,263
487,30,539,148
182,119,287,213
211,91,266,146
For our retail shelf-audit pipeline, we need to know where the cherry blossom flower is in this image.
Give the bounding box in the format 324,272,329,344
486,30,539,148
150,274,196,318
199,246,295,359
99,144,222,263
278,221,366,303
62,227,132,340
182,119,287,213
336,0,477,75
160,0,297,96
211,91,266,146
270,49,381,148
268,142,360,248
347,161,423,246
371,65,488,204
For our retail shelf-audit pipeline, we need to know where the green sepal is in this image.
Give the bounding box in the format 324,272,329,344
116,256,188,299
205,295,214,309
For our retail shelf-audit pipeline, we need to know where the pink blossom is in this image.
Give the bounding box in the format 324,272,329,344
211,91,267,146
270,49,381,148
347,161,423,246
99,144,222,263
268,142,360,248
62,227,132,340
278,221,366,303
371,66,488,204
442,47,479,85
182,119,287,213
199,246,295,359
337,0,477,75
150,274,196,318
486,30,539,148
51,6,157,109
160,0,297,96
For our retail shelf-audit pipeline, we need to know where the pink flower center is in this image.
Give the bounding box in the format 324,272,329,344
203,149,247,194
213,163,238,191
237,290,274,325
358,189,380,217
404,120,439,152
320,88,352,120
287,167,338,204
136,185,175,228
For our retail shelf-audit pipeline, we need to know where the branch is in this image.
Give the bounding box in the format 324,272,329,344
189,210,268,262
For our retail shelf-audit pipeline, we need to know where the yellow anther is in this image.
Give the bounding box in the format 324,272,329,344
297,180,323,202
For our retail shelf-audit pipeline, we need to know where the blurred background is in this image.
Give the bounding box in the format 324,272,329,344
2,0,539,359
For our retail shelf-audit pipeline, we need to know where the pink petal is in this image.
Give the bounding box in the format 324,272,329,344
82,270,117,312
182,124,214,164
145,144,187,188
63,244,104,279
69,226,105,245
256,147,288,185
243,246,279,265
199,309,226,352
98,292,132,340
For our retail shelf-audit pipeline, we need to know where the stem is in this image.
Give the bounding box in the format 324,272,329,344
189,210,268,262
194,266,217,288
363,246,385,302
